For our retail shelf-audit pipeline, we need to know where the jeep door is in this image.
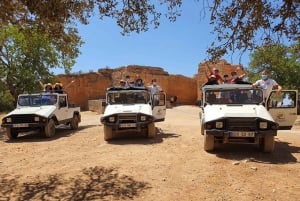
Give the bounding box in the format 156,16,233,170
55,95,72,121
152,92,166,122
267,90,298,129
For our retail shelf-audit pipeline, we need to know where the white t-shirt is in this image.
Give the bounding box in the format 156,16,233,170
254,78,278,99
148,85,162,95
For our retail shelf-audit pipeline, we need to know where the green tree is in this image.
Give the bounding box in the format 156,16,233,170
0,25,80,102
0,0,181,37
207,0,299,61
0,0,181,104
0,1,299,61
247,42,300,90
0,80,14,112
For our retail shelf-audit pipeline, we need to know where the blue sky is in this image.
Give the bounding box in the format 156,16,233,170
54,1,251,77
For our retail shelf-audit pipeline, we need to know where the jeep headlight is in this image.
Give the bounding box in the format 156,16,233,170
34,116,40,122
6,118,12,123
215,121,223,129
259,121,268,129
108,116,115,123
140,115,147,121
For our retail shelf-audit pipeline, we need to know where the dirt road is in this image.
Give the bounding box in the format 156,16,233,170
1,106,300,201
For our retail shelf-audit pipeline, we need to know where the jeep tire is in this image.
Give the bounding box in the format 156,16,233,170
44,119,55,138
6,128,19,140
70,115,79,130
263,136,275,153
147,123,156,138
104,125,113,141
204,133,214,152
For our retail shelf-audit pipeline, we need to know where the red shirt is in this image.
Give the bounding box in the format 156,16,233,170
210,72,222,81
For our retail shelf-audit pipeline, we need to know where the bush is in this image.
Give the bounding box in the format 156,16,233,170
0,90,14,112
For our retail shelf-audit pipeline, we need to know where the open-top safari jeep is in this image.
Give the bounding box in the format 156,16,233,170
199,84,298,153
1,92,81,139
100,86,166,140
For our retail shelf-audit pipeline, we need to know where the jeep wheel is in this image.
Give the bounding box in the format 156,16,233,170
70,115,79,130
204,133,214,152
44,119,55,138
263,136,275,153
104,125,113,141
6,128,18,140
147,123,156,138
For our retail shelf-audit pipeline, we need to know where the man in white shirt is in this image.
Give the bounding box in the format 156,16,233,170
252,70,282,100
148,79,162,95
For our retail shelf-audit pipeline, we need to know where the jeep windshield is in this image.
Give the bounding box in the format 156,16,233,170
107,91,150,105
18,94,58,106
205,88,263,104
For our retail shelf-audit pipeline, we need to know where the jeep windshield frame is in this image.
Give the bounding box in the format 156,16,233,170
106,88,150,105
18,94,58,107
202,84,264,105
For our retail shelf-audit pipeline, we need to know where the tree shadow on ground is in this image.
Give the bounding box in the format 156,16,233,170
107,127,180,145
0,166,150,201
213,140,300,164
0,125,96,143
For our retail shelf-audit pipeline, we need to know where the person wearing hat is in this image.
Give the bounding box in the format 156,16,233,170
44,83,53,92
53,82,63,93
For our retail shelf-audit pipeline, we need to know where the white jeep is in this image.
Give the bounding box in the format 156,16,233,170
199,84,298,153
1,92,81,139
100,86,166,140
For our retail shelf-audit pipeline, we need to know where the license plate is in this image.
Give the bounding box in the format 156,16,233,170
119,123,136,128
230,131,255,137
13,123,29,128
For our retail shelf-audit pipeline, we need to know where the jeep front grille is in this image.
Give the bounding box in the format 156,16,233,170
118,114,137,123
9,114,36,124
226,118,257,131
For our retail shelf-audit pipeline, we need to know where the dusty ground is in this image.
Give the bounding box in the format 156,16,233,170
0,106,300,201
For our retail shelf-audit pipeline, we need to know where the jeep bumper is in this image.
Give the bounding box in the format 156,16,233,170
205,129,277,137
